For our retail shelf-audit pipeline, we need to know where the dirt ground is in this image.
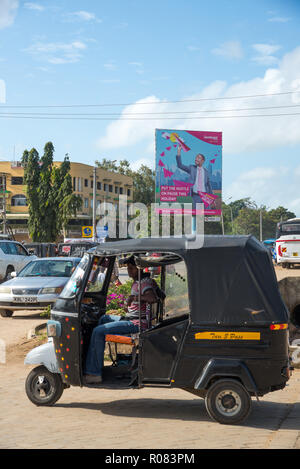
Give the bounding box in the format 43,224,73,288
274,264,300,281
1,264,300,450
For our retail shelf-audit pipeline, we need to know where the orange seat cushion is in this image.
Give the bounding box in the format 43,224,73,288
105,334,133,345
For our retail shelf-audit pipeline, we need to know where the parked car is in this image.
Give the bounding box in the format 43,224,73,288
0,240,37,282
0,257,81,317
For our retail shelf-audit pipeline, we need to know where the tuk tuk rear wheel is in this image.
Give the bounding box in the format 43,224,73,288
25,365,64,406
205,379,251,425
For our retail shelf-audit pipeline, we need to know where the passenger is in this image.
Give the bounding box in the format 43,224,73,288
83,256,161,384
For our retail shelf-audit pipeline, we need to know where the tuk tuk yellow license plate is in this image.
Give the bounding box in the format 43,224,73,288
195,331,260,340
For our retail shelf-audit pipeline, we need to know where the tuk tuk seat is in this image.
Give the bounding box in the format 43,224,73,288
105,334,134,345
105,334,139,368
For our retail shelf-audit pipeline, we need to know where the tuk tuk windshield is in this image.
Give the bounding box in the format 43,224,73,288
60,254,90,298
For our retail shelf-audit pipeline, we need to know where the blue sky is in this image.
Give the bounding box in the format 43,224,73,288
1,0,300,214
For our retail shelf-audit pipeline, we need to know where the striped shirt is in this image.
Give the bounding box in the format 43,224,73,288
126,276,158,329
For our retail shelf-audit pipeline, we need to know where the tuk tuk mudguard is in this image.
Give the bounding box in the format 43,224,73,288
24,339,60,374
194,358,258,395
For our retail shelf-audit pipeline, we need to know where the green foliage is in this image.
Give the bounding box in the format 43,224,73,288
226,198,296,239
23,144,82,242
40,305,51,319
95,158,155,206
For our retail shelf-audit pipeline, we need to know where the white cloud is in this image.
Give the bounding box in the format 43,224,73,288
225,167,277,203
0,0,18,29
24,40,87,64
65,10,101,23
24,2,44,11
131,157,155,171
252,44,281,56
187,45,201,52
268,16,291,23
212,41,243,60
96,96,171,151
252,43,281,66
104,62,117,71
129,62,144,75
96,45,300,157
100,79,120,84
224,165,300,215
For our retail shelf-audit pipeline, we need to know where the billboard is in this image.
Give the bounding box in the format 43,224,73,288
155,129,222,216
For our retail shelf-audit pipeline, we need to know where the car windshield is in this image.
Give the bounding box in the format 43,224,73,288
60,254,90,298
281,224,300,233
18,260,79,278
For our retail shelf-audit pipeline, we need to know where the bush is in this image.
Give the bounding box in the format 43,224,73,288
40,304,51,319
106,280,132,315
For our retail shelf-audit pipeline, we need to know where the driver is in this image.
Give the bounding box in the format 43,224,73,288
83,256,161,385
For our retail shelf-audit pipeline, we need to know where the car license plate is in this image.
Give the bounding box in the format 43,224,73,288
13,296,37,303
293,252,298,257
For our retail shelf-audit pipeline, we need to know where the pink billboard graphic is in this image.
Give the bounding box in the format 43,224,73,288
155,129,222,216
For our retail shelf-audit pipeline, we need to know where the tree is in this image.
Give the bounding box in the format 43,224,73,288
231,204,296,239
23,143,82,242
96,158,155,206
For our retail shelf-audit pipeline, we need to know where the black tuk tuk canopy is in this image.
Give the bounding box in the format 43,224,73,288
92,235,288,325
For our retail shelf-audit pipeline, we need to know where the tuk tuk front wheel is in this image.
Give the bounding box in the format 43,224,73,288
25,365,64,406
205,379,251,425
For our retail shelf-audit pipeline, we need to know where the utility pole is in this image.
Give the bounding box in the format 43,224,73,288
0,173,7,235
221,212,225,235
92,167,96,241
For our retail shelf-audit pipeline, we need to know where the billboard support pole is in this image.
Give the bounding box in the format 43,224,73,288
92,166,96,241
192,216,196,234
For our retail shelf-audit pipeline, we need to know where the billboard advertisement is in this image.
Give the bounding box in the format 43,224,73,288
155,129,222,216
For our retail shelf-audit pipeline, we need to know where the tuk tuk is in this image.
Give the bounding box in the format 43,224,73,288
24,235,290,425
57,241,98,257
24,243,57,258
262,239,277,263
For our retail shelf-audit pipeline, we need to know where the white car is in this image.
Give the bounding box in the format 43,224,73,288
0,240,36,282
0,257,81,317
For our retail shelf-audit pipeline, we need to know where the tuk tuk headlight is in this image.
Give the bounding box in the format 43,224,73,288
0,286,11,294
41,287,63,294
47,320,61,337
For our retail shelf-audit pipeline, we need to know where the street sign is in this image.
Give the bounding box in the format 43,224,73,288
96,225,108,238
82,226,93,238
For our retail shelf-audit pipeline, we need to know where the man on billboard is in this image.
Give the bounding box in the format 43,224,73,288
176,145,213,209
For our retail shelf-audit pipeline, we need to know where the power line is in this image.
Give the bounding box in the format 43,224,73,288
0,112,300,120
0,103,300,117
0,90,299,108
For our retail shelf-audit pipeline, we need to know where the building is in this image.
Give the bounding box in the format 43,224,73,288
0,161,133,242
